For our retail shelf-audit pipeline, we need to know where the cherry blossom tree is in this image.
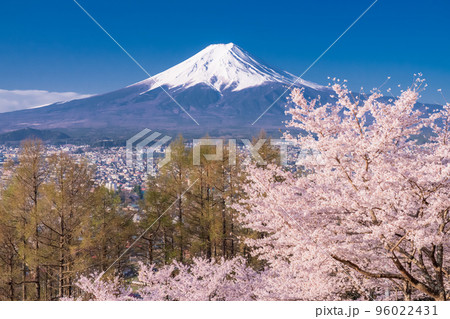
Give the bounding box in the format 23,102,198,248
237,79,449,300
236,165,360,300
74,257,256,301
70,273,133,301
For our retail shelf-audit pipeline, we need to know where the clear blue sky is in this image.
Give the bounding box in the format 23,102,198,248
1,0,449,104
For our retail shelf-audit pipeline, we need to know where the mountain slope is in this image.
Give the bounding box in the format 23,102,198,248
0,43,440,141
132,43,325,92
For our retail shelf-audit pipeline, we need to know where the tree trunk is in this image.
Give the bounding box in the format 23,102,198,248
178,196,183,262
22,258,26,300
149,238,153,264
403,282,412,301
58,236,64,299
8,257,14,300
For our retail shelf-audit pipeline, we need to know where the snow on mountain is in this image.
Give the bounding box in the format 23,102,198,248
133,43,326,93
0,43,352,139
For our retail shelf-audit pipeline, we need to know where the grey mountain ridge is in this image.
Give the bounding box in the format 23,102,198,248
0,43,441,142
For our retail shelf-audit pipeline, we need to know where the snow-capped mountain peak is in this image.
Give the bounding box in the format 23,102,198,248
134,43,324,92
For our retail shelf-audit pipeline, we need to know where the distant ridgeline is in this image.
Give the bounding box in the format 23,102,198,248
0,44,443,143
0,128,70,145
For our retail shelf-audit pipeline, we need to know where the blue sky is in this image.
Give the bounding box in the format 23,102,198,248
1,0,449,105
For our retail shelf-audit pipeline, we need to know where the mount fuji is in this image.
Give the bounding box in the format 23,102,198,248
133,43,325,93
0,43,436,142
